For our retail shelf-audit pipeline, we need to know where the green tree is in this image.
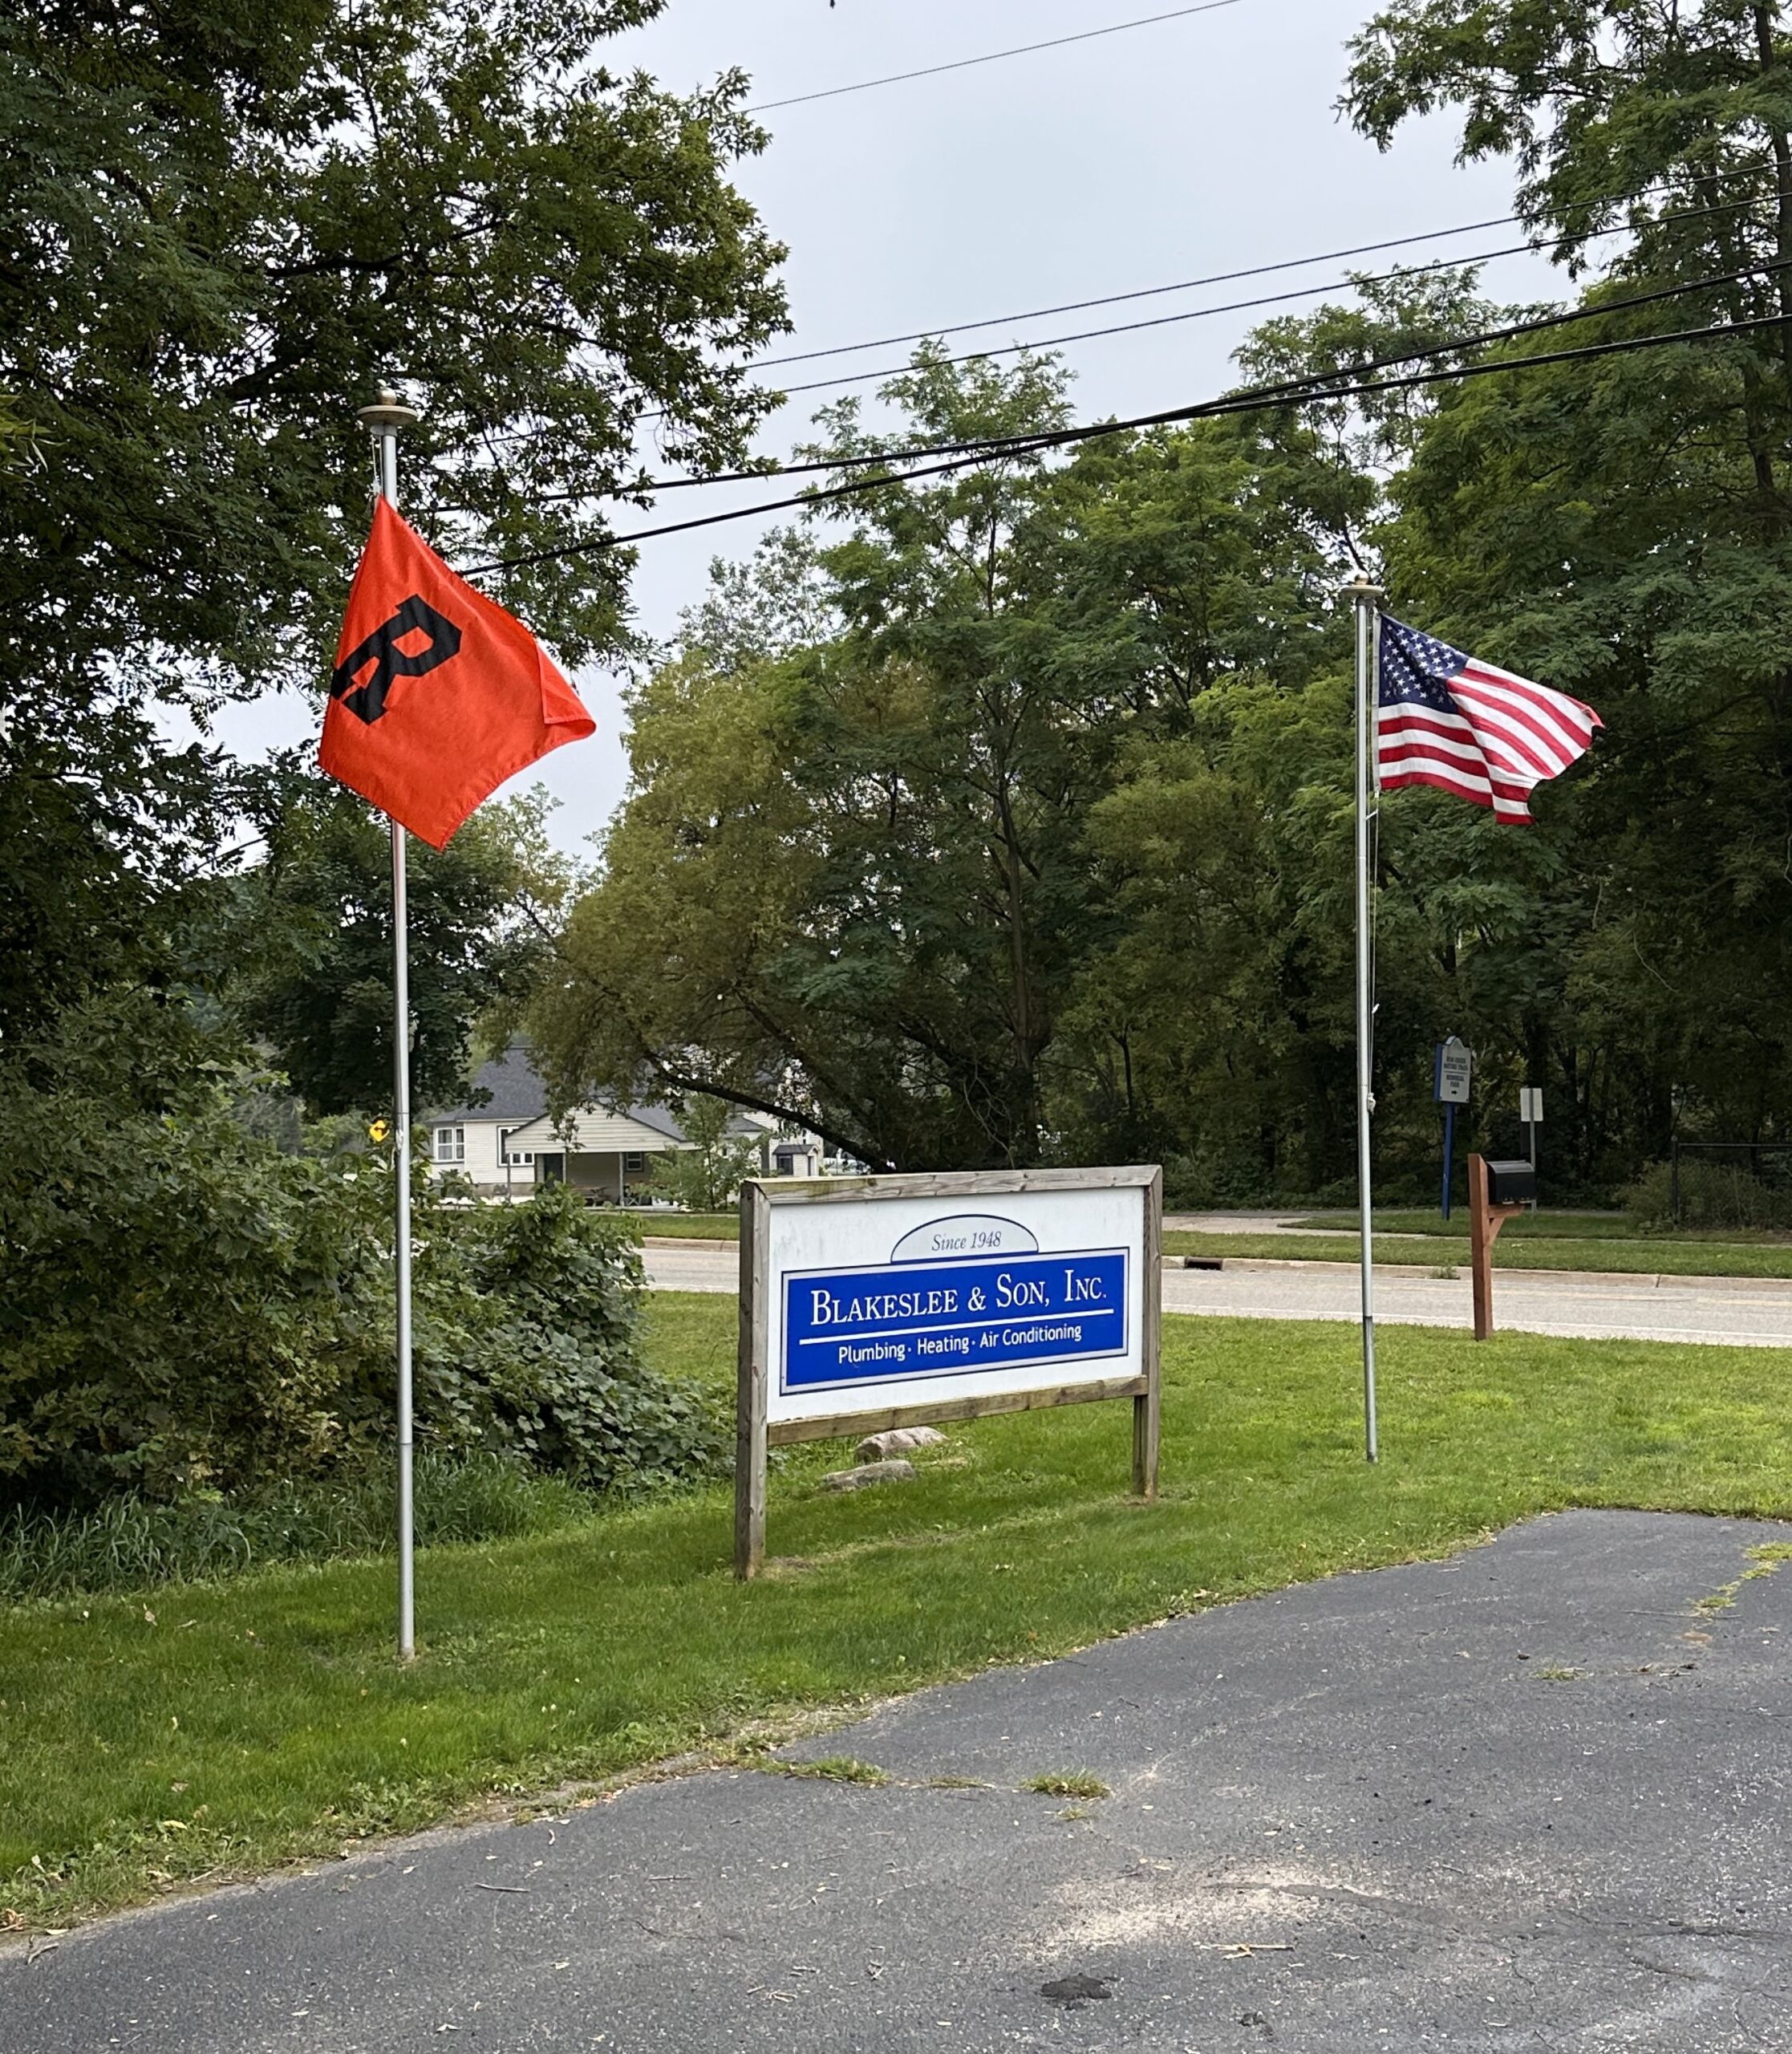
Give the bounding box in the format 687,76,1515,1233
232,763,576,1115
530,350,1380,1175
647,1096,764,1212
1342,0,1792,1179
0,0,787,1029
534,350,1121,1168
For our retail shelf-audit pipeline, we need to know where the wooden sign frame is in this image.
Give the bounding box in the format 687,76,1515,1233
735,1166,1162,1578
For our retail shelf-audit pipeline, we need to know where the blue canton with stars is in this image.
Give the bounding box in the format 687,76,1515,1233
1378,616,1470,712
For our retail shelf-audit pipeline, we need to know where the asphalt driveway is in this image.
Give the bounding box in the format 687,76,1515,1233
6,1509,1790,2051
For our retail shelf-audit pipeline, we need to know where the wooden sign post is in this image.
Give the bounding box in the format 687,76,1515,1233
1468,1152,1534,1340
736,1166,1162,1578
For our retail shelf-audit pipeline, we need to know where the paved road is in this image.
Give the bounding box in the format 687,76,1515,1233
640,1238,1792,1347
8,1510,1791,2050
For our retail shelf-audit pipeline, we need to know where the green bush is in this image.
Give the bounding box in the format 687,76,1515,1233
646,1093,762,1212
0,997,724,1512
1624,1158,1792,1232
410,1180,729,1493
0,1000,386,1502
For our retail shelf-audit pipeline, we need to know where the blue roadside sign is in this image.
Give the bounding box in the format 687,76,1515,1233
1434,1037,1471,1218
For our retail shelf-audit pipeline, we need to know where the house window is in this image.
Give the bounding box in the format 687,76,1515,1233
432,1125,465,1164
499,1129,534,1168
623,1151,647,1174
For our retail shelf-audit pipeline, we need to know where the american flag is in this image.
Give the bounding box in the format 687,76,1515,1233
1376,615,1600,823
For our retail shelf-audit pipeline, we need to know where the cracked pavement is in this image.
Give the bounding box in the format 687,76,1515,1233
6,1509,1792,2050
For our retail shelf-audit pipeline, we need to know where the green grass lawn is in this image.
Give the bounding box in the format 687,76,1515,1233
630,1208,1792,1278
622,1210,739,1239
6,1292,1792,1931
1162,1230,1792,1277
1291,1207,1792,1244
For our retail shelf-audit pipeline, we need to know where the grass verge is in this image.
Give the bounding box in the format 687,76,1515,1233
622,1211,739,1240
634,1207,1792,1278
6,1293,1792,1930
1162,1230,1792,1277
1290,1208,1637,1240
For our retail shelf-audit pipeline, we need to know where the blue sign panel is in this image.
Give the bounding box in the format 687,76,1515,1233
782,1248,1129,1394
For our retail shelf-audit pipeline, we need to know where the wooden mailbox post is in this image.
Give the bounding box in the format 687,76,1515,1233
1468,1152,1537,1340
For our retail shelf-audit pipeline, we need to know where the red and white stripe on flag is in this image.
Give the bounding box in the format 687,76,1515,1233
1376,626,1599,825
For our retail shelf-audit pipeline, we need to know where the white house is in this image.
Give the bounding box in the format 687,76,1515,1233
424,1045,780,1201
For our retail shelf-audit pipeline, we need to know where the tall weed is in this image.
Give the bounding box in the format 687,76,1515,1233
0,1451,592,1602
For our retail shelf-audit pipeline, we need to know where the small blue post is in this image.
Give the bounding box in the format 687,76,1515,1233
1441,1102,1456,1220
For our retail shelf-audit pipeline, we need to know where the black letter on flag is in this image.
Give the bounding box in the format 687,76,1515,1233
330,595,462,725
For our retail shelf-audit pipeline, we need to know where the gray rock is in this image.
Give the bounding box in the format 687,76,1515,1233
819,1458,916,1492
854,1426,947,1462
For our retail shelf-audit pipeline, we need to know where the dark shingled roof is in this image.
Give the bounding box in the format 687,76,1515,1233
428,1043,549,1126
428,1045,757,1146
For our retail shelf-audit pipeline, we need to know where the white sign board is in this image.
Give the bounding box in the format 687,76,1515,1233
764,1186,1145,1428
1519,1086,1543,1124
1434,1037,1472,1106
736,1167,1162,1576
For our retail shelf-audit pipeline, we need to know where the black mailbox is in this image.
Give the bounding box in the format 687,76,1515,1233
1484,1158,1537,1207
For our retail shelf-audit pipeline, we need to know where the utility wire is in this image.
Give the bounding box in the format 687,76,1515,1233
749,189,1776,404
748,236,1598,402
754,212,1522,369
464,285,1788,572
744,0,1249,115
468,204,1528,453
607,231,1562,446
489,315,1789,562
749,166,1767,371
607,174,1771,430
541,255,1792,505
466,162,1772,454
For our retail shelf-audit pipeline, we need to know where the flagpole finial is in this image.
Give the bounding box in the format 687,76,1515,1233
1340,575,1385,603
358,384,421,432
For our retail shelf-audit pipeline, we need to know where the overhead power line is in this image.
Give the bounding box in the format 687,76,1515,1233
605,168,1770,432
747,188,1774,404
461,266,1786,574
768,236,1580,401
749,157,1774,373
755,212,1530,369
464,164,1772,457
571,316,1792,551
582,252,1792,501
744,1,1249,115
606,233,1565,452
609,232,1567,445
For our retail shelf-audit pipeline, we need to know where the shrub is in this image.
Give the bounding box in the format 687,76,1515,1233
410,1180,728,1493
1624,1158,1792,1232
0,999,391,1503
647,1093,762,1212
0,997,724,1512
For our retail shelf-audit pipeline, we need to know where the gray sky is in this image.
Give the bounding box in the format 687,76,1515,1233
212,0,1560,853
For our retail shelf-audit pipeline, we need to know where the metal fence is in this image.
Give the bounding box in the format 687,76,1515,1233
1668,1142,1792,1228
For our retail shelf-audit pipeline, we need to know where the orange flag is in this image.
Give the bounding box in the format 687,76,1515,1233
319,498,594,847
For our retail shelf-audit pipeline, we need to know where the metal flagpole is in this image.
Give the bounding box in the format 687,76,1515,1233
1345,577,1384,1463
358,384,423,1657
